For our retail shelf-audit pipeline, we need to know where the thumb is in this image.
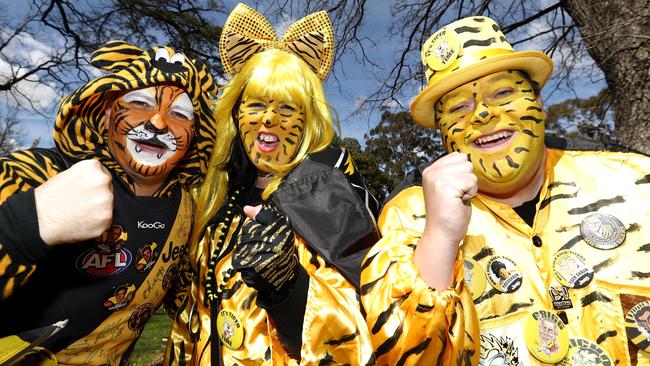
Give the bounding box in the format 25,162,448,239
243,205,262,220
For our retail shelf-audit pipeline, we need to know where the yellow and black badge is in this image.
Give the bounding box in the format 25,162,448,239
463,257,486,300
552,250,594,289
625,301,650,353
560,338,612,365
549,285,573,310
524,310,569,363
103,283,136,311
486,256,522,293
422,27,460,71
580,213,626,250
217,309,244,350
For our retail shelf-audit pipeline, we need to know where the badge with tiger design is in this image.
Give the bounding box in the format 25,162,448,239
217,309,245,350
626,301,650,353
552,250,594,289
422,27,460,71
580,213,626,250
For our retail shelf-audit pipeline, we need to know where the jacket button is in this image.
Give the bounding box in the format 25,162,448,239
532,235,542,247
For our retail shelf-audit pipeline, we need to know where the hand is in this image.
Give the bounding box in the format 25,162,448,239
421,152,477,246
232,204,298,294
34,159,114,245
415,152,477,289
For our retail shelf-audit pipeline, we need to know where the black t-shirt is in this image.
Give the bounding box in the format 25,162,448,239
0,178,181,352
513,190,541,227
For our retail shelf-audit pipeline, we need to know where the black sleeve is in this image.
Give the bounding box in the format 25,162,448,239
0,189,50,263
255,266,309,359
271,146,381,289
0,148,65,300
262,146,383,358
310,146,380,220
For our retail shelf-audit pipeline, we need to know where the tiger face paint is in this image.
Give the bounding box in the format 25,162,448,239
105,85,195,183
436,71,546,195
237,89,305,173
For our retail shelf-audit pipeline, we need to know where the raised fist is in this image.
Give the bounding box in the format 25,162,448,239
414,152,478,289
232,205,298,294
35,159,114,245
421,152,477,247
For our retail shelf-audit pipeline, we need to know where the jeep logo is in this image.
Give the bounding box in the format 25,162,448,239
137,221,165,229
162,242,188,263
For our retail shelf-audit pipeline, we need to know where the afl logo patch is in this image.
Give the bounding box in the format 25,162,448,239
76,248,132,276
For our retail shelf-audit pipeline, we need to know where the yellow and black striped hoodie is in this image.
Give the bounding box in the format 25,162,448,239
0,40,217,365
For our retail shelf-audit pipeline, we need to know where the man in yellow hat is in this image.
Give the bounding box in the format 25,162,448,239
0,40,219,364
361,16,650,365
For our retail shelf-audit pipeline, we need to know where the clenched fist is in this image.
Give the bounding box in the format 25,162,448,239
415,152,478,289
233,205,298,295
35,159,114,245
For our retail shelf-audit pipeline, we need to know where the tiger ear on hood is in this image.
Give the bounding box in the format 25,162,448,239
190,57,218,96
91,40,144,72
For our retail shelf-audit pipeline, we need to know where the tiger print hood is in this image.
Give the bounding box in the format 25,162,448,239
53,40,218,196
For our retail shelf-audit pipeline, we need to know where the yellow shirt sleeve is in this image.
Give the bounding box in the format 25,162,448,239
361,187,480,365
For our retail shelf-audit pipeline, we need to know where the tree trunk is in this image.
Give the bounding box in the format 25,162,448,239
562,0,650,153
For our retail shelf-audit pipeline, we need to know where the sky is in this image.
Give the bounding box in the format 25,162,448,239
1,0,607,149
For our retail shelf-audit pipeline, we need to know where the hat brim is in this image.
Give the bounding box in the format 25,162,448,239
410,50,553,128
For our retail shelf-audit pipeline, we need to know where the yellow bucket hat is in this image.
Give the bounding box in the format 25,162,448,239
410,16,553,128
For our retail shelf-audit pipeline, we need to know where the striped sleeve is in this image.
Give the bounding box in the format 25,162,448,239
360,189,480,365
0,149,63,300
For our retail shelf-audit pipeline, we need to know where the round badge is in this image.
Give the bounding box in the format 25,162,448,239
422,28,460,71
580,213,626,250
95,224,128,253
625,301,650,353
552,250,594,289
135,242,158,272
560,338,612,366
485,256,522,293
128,303,154,332
524,310,569,363
103,283,136,311
463,258,486,300
217,309,244,350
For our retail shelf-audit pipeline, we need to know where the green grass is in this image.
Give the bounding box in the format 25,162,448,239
130,308,172,366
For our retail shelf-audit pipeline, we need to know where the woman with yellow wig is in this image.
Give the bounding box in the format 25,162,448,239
164,3,379,365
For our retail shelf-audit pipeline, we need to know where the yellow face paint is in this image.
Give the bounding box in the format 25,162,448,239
436,71,546,195
237,89,305,173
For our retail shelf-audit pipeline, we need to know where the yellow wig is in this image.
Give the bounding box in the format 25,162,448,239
192,49,336,244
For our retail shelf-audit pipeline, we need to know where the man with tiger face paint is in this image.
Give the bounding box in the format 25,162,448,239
164,4,379,365
435,70,546,198
362,16,650,366
105,84,196,195
0,41,219,365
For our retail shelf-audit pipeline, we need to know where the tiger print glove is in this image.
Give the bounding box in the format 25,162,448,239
233,205,298,295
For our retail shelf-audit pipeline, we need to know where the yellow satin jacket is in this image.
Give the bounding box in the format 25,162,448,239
362,147,650,365
165,210,374,365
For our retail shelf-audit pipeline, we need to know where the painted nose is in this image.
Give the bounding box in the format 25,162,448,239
262,109,278,127
146,114,169,134
472,102,493,125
